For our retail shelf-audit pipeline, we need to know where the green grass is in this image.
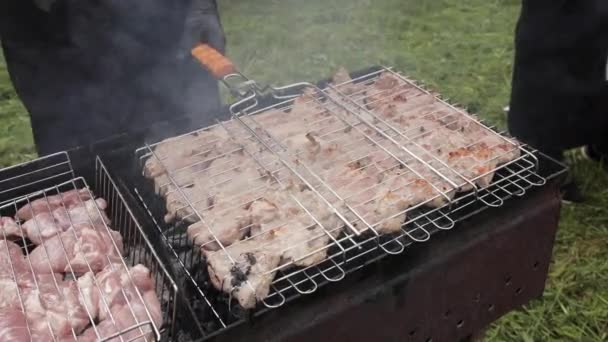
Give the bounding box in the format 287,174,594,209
1,0,607,340
0,50,35,167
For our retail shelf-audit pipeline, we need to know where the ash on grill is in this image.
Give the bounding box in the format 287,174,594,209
134,66,546,339
0,153,178,341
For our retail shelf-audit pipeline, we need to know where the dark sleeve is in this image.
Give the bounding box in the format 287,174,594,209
519,0,608,51
0,0,68,44
181,0,226,53
515,0,608,96
0,1,42,41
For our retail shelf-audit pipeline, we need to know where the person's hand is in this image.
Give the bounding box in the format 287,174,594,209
180,0,226,59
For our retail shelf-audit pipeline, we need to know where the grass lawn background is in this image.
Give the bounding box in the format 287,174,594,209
1,0,606,340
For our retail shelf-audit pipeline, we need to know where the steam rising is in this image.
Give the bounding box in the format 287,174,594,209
68,1,225,143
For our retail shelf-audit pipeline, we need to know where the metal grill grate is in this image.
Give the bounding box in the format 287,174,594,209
0,155,177,341
0,152,75,206
326,67,536,194
134,66,548,339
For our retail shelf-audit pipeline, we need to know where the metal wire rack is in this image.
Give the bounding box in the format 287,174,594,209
133,66,547,340
0,154,177,341
135,145,546,340
0,152,75,206
326,67,537,196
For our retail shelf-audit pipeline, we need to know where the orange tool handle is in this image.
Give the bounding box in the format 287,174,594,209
191,43,236,79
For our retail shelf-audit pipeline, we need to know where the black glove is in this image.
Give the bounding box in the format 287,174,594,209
180,0,226,57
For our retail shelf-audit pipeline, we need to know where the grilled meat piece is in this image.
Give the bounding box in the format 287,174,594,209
144,128,241,199
336,168,429,234
16,189,92,222
404,125,498,189
445,144,498,188
1,186,159,340
455,118,521,164
0,241,30,311
273,219,336,267
332,67,352,85
249,188,342,267
0,217,25,238
70,226,123,273
144,128,230,178
76,264,162,342
375,72,400,90
205,238,282,309
0,309,31,341
28,224,123,274
163,144,273,225
187,208,251,251
283,133,323,163
364,72,522,190
186,166,272,250
23,198,110,245
28,229,77,275
78,292,161,342
0,240,33,288
22,212,59,245
365,170,455,233
330,67,364,96
373,91,435,113
364,76,415,110
369,189,411,233
21,273,97,337
0,279,21,310
73,272,101,322
163,184,207,223
255,109,305,139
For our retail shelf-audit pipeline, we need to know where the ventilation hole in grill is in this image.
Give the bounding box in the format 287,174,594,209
533,261,540,269
456,320,465,328
444,310,452,318
409,329,417,337
488,304,495,312
504,275,512,286
515,287,523,295
473,293,481,303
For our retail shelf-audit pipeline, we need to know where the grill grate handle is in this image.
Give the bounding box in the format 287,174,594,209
191,43,236,79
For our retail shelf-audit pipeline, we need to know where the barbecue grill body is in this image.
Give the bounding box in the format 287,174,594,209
48,66,566,342
205,184,561,342
117,147,563,341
